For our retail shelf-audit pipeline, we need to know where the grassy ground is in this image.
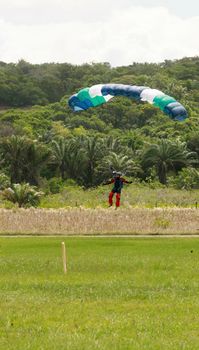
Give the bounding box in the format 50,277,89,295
0,237,199,349
39,184,199,209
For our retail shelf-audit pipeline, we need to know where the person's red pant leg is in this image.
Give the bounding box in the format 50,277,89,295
116,193,121,207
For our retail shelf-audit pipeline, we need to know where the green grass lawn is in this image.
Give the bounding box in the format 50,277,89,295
0,237,199,350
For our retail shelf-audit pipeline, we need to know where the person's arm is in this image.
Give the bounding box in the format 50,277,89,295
122,178,132,184
102,178,114,185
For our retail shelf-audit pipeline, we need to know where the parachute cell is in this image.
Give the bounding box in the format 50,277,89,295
68,84,188,121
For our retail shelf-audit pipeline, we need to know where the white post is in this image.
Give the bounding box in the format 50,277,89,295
61,242,67,274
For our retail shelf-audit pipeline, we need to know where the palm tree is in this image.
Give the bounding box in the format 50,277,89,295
97,152,141,182
103,136,123,153
0,136,30,183
1,183,43,208
1,136,51,185
51,138,69,179
64,138,87,181
51,137,86,181
142,139,197,184
24,141,52,185
82,136,104,186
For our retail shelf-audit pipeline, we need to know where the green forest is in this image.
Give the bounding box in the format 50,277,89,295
0,57,199,207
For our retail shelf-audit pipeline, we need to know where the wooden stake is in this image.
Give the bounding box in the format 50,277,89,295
61,242,67,274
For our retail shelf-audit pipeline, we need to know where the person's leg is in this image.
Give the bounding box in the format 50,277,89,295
116,192,121,207
109,191,114,206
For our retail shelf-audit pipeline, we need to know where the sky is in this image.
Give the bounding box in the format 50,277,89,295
0,0,199,66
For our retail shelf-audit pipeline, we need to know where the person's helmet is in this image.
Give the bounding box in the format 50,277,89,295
112,170,122,177
113,171,122,177
112,171,117,177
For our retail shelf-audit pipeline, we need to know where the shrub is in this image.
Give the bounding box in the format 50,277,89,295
1,183,44,208
48,177,64,194
172,168,199,190
0,173,10,190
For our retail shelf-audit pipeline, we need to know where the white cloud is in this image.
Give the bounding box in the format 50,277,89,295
0,5,199,66
0,0,131,24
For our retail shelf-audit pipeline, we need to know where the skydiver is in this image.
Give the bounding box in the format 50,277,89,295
103,171,132,208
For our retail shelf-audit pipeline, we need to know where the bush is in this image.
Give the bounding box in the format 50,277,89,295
1,183,44,208
0,173,10,190
48,177,64,194
172,168,199,190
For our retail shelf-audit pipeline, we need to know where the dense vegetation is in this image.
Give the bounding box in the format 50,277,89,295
0,57,198,206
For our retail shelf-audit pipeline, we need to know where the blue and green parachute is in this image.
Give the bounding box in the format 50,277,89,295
68,84,187,121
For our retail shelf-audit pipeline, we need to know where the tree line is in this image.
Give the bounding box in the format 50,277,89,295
0,57,198,107
0,134,198,189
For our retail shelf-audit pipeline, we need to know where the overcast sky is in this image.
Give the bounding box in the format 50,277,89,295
0,0,199,66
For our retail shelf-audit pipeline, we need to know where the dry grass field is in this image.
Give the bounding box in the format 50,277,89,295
0,208,198,235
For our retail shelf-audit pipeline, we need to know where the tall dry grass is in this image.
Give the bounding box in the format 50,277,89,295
0,208,198,235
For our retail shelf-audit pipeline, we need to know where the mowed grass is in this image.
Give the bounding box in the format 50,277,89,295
0,238,199,350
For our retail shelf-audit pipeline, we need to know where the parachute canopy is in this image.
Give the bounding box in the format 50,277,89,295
68,84,187,121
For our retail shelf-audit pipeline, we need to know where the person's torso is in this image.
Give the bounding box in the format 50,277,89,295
113,178,123,191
